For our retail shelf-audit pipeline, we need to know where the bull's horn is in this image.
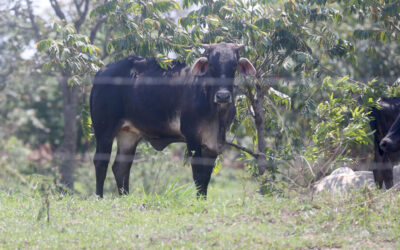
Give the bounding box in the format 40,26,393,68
234,44,245,50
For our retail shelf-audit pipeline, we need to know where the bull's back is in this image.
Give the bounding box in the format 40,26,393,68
91,74,187,138
90,56,190,139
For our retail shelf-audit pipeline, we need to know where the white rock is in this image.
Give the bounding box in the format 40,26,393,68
394,165,400,187
314,167,375,193
330,167,354,176
391,165,400,190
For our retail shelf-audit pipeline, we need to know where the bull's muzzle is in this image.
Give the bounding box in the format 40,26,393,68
214,90,232,104
380,138,396,152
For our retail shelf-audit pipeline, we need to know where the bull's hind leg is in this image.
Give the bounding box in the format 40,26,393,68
191,149,217,199
112,129,141,195
94,135,113,198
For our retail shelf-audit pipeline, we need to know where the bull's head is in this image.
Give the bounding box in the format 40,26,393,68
380,115,400,153
191,43,256,105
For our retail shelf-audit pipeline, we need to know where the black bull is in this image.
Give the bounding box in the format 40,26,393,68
370,97,400,189
90,43,256,198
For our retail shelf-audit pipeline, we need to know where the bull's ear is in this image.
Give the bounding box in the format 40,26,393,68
191,57,209,76
238,58,256,76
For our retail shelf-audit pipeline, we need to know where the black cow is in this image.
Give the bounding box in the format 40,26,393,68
370,97,400,189
90,43,256,198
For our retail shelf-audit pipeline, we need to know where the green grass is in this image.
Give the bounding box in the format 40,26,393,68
1,167,400,249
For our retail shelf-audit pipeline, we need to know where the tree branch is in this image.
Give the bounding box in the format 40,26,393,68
255,55,269,74
242,77,255,105
74,0,89,32
26,0,41,41
73,0,83,16
389,20,400,35
226,141,260,158
319,65,369,87
49,0,67,21
100,27,112,60
89,18,107,43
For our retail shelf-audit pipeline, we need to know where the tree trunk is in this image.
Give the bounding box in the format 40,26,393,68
253,85,268,175
56,76,78,191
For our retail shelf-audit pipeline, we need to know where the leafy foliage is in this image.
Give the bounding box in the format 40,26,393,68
90,0,193,65
41,0,400,186
37,23,102,79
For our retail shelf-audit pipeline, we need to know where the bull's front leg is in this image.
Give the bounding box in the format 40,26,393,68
373,153,395,189
381,154,394,189
191,148,217,199
382,168,394,189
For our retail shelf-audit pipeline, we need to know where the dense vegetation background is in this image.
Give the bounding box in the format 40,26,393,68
0,0,400,247
1,0,399,192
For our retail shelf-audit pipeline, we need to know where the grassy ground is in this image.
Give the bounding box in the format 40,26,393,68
1,164,400,249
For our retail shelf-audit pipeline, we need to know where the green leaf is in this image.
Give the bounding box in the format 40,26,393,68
153,0,180,12
255,18,274,30
36,40,51,52
90,0,118,18
336,75,349,84
81,105,93,141
68,76,81,87
268,87,291,110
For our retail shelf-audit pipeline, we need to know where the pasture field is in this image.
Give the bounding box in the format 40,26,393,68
1,165,400,249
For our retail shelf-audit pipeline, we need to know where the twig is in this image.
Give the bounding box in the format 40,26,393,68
389,20,400,34
1,155,35,190
264,93,287,135
300,155,315,178
281,174,308,188
226,141,260,158
328,181,400,213
319,65,369,87
314,144,348,182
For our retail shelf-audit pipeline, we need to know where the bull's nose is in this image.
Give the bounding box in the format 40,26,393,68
380,138,392,152
215,92,232,103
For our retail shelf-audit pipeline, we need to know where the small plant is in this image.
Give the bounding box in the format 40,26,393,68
36,181,51,223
